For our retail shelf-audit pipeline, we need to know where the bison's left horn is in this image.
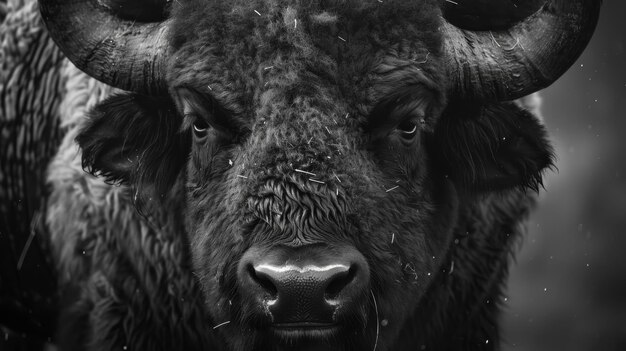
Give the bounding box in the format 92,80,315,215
39,0,171,95
442,0,602,101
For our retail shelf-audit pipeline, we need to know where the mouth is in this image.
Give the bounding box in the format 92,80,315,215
267,323,344,350
271,322,340,338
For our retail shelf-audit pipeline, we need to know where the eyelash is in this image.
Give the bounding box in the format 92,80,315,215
399,123,417,135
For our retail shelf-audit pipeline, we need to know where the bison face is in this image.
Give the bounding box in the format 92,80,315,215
42,0,600,350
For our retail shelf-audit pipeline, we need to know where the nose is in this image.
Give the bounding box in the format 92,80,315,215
253,263,351,321
238,245,369,325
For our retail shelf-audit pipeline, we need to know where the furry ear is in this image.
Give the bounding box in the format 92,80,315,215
76,93,190,200
432,101,554,192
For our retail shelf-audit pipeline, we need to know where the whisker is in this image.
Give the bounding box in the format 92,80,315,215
370,289,380,351
213,320,231,329
17,225,37,271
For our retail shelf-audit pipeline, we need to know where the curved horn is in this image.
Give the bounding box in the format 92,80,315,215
443,0,602,101
39,0,171,95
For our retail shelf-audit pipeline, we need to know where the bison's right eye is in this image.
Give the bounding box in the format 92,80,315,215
192,117,212,141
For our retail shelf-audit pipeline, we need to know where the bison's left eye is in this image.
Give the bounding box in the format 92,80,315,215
396,120,418,144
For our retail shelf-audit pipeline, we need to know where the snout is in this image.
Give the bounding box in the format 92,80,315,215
238,245,369,330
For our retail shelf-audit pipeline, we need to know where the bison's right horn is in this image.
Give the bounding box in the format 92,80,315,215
442,0,602,101
39,0,171,95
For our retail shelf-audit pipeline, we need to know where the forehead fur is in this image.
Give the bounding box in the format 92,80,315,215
166,0,445,102
169,0,443,48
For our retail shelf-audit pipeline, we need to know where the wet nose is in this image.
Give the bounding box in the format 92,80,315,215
252,263,351,322
238,245,369,324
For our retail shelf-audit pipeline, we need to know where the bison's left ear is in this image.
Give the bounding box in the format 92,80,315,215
76,93,190,200
431,101,554,192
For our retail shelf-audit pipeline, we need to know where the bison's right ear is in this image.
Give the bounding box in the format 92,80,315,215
76,93,190,199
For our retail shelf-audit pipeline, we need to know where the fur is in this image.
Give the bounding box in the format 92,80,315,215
0,0,63,346
46,61,218,351
3,1,556,351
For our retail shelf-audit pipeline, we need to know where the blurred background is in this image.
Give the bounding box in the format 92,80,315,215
502,1,626,350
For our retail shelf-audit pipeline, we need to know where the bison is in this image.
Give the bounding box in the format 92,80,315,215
0,0,601,350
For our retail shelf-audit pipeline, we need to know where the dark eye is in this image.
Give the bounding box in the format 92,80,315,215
192,118,211,140
396,120,418,143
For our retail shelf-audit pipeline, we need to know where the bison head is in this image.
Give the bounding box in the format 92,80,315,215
40,0,600,350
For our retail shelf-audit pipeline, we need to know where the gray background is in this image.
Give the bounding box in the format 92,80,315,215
503,1,626,350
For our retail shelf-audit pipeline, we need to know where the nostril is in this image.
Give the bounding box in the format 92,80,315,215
325,265,356,300
248,264,278,297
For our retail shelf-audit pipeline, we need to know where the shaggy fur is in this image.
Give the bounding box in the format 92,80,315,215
0,0,62,346
4,1,557,351
46,58,217,351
